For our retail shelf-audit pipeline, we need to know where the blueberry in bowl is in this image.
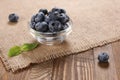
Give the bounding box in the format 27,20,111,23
29,7,72,45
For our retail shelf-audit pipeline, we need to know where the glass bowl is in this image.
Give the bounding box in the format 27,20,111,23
29,21,72,45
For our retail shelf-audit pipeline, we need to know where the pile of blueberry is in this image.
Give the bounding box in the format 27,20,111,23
30,8,70,33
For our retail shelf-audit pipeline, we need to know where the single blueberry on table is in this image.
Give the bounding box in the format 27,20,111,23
49,21,62,32
8,13,19,22
98,52,109,62
39,9,48,15
35,22,48,32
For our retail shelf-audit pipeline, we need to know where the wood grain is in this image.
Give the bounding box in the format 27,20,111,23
26,61,53,80
52,50,94,80
1,41,120,80
94,44,118,80
111,41,120,80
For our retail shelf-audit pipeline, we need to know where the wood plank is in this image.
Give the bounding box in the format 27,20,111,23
1,41,120,80
52,50,94,80
94,44,118,80
111,41,120,80
0,59,29,80
26,60,53,80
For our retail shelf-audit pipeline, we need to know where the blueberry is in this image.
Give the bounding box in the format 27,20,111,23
8,13,19,22
35,22,48,32
48,12,54,19
58,13,69,24
35,12,45,22
52,8,66,13
59,9,66,13
98,53,109,62
49,21,62,32
37,12,44,17
31,15,36,22
48,11,60,21
53,11,59,15
45,16,51,24
30,22,36,29
62,24,69,30
39,9,48,15
51,7,60,12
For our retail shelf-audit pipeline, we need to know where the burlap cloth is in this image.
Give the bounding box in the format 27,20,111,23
1,0,120,72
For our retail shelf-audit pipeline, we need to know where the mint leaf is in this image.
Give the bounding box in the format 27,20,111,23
20,43,39,51
8,43,39,57
8,46,21,57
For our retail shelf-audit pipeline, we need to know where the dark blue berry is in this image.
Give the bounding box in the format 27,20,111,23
98,53,109,62
35,22,48,32
8,13,19,22
45,16,51,24
35,12,45,22
52,8,66,13
59,9,66,13
39,9,48,15
53,11,59,15
51,8,60,12
58,13,69,24
37,12,45,17
48,11,60,21
31,15,36,22
49,21,62,32
30,22,36,29
62,24,69,30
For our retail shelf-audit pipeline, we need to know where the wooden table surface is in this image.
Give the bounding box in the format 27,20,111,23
0,40,120,80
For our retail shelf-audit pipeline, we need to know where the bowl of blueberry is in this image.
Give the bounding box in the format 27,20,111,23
29,8,72,45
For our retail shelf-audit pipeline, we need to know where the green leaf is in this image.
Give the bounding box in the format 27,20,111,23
8,46,21,57
20,43,39,51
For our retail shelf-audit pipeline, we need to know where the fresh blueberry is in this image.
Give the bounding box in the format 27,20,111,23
51,7,60,12
45,16,51,24
30,22,36,29
35,22,48,32
39,9,48,15
59,9,66,13
62,24,69,30
37,12,45,17
53,11,59,15
8,13,19,22
52,8,66,13
31,15,36,22
98,52,109,62
48,12,54,20
35,12,45,22
58,13,69,24
48,11,60,21
49,21,62,32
